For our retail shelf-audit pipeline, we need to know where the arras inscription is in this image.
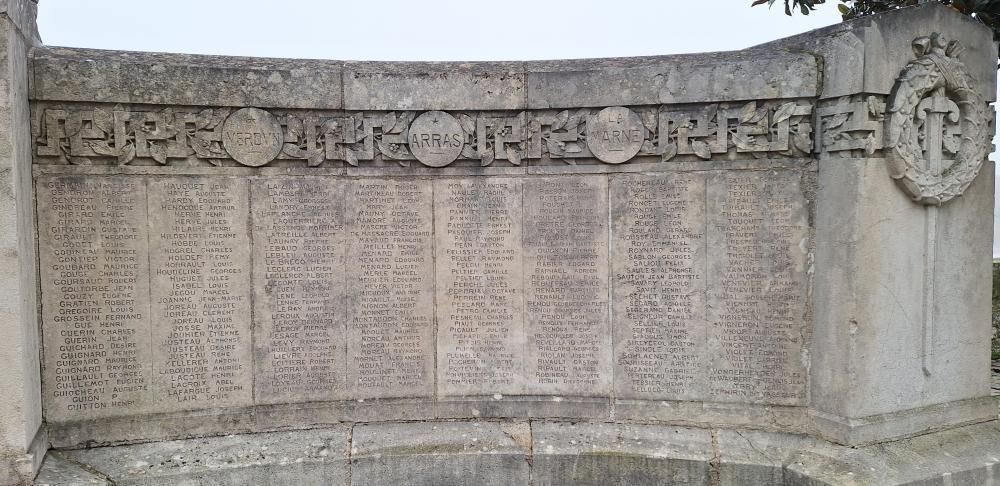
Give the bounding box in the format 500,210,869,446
252,178,346,404
523,177,611,396
39,176,152,421
435,179,524,396
345,179,435,399
147,178,253,411
409,111,466,168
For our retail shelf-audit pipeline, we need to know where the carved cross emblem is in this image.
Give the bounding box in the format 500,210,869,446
885,32,989,205
915,86,961,176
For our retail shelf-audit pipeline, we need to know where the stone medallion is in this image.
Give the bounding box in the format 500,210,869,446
885,33,991,205
586,106,645,164
222,107,284,167
408,111,465,167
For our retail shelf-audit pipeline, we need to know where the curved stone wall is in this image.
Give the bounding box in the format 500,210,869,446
26,2,999,457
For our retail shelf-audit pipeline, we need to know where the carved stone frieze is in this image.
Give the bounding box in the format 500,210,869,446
817,95,886,158
33,101,815,168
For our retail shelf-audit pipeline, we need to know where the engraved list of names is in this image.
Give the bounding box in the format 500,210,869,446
39,176,151,421
147,177,253,412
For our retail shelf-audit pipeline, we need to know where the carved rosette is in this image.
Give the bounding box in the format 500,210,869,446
885,33,991,205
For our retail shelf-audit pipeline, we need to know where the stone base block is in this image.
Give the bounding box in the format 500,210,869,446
37,427,350,486
351,422,530,486
810,396,999,446
34,420,1000,485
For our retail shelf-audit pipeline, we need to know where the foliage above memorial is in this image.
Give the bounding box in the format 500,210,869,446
752,0,1000,57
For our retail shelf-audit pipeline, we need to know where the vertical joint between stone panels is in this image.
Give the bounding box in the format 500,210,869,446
0,12,33,49
339,64,347,113
29,170,45,427
518,177,527,405
702,173,710,403
345,423,354,486
246,176,257,415
142,177,156,415
429,177,439,412
606,173,615,422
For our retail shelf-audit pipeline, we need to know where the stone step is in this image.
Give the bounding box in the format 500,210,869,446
34,420,1000,486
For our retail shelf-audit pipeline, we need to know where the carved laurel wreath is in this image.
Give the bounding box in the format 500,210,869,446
885,33,991,205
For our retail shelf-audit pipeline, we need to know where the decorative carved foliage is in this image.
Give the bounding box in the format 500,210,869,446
657,100,813,162
885,33,992,205
35,102,816,168
817,95,885,158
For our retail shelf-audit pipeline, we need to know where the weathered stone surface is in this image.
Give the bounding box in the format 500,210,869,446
222,108,284,167
611,173,708,401
0,2,45,482
251,177,347,404
17,4,1000,485
37,176,152,422
37,421,1000,485
59,427,350,485
705,171,809,406
344,179,435,399
31,47,345,109
343,61,525,111
351,421,530,486
408,111,467,167
34,453,108,486
147,177,253,412
531,422,713,486
522,176,610,396
525,51,818,109
812,156,995,444
0,0,39,45
435,178,525,397
756,3,997,101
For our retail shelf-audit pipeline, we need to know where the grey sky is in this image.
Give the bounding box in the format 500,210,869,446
37,1,844,60
35,1,1000,255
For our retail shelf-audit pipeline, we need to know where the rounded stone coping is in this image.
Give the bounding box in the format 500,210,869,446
35,420,1000,486
29,45,819,110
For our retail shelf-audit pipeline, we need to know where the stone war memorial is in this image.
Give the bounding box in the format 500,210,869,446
0,1,993,484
